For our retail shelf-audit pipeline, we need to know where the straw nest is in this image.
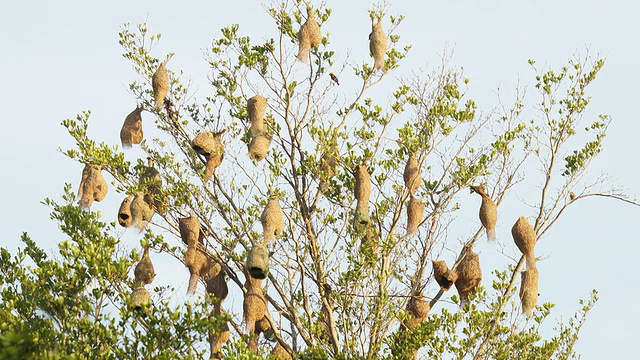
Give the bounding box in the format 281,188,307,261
78,164,108,209
140,158,164,212
134,246,155,286
454,248,482,303
120,107,143,148
254,315,271,335
117,195,133,228
130,286,151,311
179,214,201,247
185,246,210,295
205,263,228,302
243,287,267,334
511,216,537,269
130,192,155,231
470,185,497,242
297,5,322,63
261,195,284,244
271,341,292,360
192,130,225,181
519,265,539,317
369,19,387,71
152,61,169,109
319,152,338,191
209,304,230,358
247,243,270,279
403,153,422,194
247,95,267,133
404,293,430,329
432,260,458,291
354,164,371,215
248,132,272,161
406,196,425,236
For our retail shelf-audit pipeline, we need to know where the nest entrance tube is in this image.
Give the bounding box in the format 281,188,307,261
247,243,270,279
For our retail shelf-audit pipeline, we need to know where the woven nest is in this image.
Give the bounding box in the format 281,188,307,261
185,246,210,295
511,216,537,268
247,243,270,280
519,265,539,317
369,19,387,71
134,246,155,286
403,153,422,194
140,158,164,211
255,315,271,335
78,164,108,209
247,95,267,132
130,193,155,231
354,164,371,215
117,195,133,228
206,267,228,302
248,132,272,161
130,286,151,311
179,214,201,247
471,185,498,242
271,342,292,360
192,131,225,181
261,196,284,244
152,61,169,109
405,293,430,328
319,152,338,191
209,304,230,357
432,260,458,291
243,290,267,333
120,107,143,148
406,196,425,236
454,248,482,303
297,6,322,63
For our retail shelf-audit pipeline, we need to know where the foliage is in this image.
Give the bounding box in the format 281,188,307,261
1,1,632,359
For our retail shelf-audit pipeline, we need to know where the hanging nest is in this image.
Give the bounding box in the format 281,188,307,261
191,130,225,181
134,246,155,286
470,185,498,242
130,286,151,311
248,132,272,161
78,164,108,209
261,195,284,244
152,61,169,109
354,164,371,216
254,315,271,335
432,260,458,291
130,193,154,231
205,262,229,302
403,153,422,194
369,18,387,71
140,157,165,212
247,243,270,280
243,288,267,334
511,216,537,269
406,196,425,236
454,248,482,303
297,5,322,63
185,246,210,295
404,293,430,329
209,304,230,358
120,107,143,148
271,341,292,360
319,152,338,191
519,265,539,317
179,214,201,247
247,95,267,133
117,195,133,228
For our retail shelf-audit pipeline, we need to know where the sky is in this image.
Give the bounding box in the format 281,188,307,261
1,0,639,358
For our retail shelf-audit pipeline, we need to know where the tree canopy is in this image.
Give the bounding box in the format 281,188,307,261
1,1,636,359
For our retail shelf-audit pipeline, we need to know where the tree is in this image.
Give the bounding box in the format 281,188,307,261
1,1,636,359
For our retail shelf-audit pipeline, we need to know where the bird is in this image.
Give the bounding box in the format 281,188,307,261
329,72,339,85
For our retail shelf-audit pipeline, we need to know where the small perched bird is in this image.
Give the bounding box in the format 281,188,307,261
329,72,339,85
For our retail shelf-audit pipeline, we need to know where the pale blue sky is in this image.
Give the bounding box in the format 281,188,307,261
1,1,638,358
